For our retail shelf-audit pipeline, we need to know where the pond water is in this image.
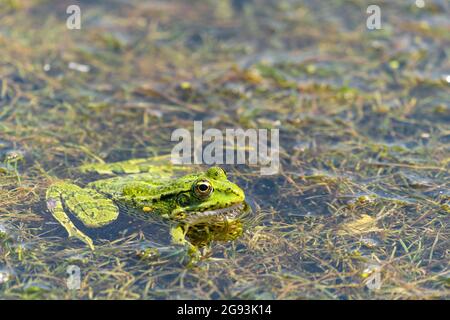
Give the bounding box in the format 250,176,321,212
0,0,449,299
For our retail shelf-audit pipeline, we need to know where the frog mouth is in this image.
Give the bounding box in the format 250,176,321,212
184,203,245,224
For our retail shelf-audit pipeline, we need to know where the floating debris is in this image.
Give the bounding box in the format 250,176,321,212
4,149,25,164
0,224,8,239
0,267,14,284
360,237,380,248
179,81,192,90
68,62,90,73
444,75,450,84
135,241,187,263
440,204,450,213
348,194,378,207
415,0,425,9
361,263,382,290
361,263,381,278
338,215,382,236
0,223,16,243
136,247,160,261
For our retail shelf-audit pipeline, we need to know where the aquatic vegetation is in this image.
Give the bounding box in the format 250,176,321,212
0,0,448,299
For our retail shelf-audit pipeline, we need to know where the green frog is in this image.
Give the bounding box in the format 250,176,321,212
46,156,246,259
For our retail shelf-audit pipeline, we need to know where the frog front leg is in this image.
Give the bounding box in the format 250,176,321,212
170,225,201,264
46,182,119,250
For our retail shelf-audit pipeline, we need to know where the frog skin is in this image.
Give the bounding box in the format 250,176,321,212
45,157,246,257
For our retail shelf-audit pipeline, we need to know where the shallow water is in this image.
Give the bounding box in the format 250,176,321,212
0,0,449,299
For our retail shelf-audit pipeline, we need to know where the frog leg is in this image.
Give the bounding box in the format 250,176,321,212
46,182,119,250
79,156,193,175
170,224,189,246
170,224,200,263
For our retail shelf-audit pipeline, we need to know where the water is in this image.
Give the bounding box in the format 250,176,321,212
0,0,449,299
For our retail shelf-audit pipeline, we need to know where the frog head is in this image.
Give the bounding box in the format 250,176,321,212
151,167,245,223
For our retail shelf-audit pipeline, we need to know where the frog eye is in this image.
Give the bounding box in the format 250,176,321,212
193,179,213,198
